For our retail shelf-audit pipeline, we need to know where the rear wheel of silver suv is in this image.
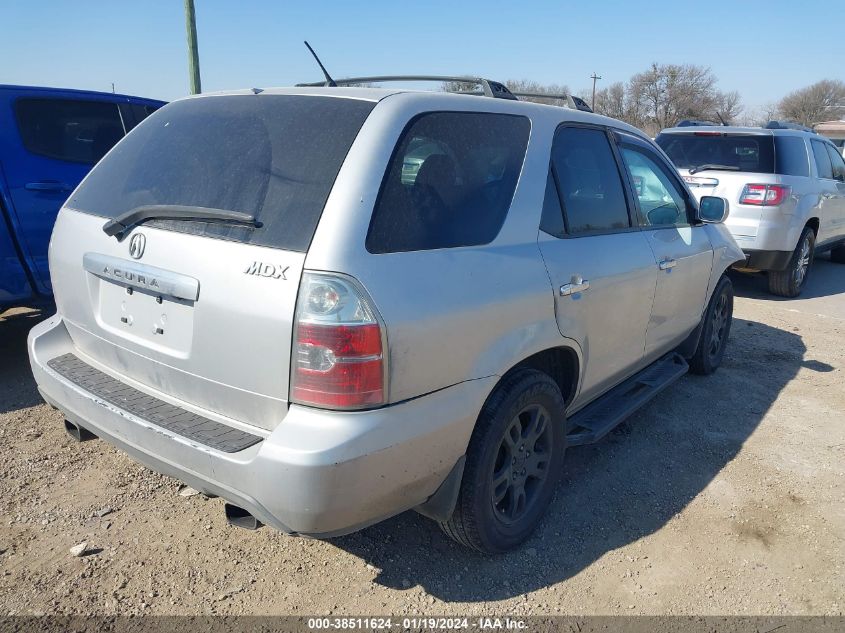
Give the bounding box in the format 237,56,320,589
768,226,815,297
440,369,566,553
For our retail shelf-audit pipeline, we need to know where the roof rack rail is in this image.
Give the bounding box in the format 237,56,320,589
508,92,593,113
764,120,816,133
676,119,721,127
295,75,518,100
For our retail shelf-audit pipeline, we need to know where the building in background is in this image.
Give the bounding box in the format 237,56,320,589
814,120,845,156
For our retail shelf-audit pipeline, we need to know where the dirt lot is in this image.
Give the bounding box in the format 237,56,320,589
1,260,844,617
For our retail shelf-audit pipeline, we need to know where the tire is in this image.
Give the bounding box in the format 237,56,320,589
689,275,734,376
768,226,815,297
440,369,567,553
830,244,845,264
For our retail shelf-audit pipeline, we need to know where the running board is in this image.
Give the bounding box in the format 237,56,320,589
566,353,689,447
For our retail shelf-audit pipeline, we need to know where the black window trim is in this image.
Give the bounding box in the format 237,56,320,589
542,122,639,240
13,95,127,165
613,129,697,230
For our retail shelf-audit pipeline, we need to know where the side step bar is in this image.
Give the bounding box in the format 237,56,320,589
566,353,689,447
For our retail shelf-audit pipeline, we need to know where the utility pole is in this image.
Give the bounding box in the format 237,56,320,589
590,72,602,111
184,0,202,94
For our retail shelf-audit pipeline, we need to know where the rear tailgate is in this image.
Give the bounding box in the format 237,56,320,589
50,210,304,431
50,93,376,431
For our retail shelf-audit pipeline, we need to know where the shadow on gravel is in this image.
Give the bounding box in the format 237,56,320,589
0,308,50,414
730,253,845,301
331,317,810,602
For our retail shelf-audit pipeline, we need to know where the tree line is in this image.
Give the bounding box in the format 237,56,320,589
493,66,844,136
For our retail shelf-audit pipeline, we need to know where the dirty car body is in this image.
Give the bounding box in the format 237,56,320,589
28,87,743,551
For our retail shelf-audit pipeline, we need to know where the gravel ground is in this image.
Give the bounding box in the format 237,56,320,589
1,261,844,616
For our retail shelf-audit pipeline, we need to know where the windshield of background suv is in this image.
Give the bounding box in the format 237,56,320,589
656,132,776,174
67,95,375,252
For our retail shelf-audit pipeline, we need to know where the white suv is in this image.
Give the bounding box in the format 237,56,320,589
657,122,845,297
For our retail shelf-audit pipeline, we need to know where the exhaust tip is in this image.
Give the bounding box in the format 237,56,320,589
225,503,262,530
64,419,97,442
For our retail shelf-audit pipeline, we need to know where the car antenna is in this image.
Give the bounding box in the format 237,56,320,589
716,112,727,126
303,41,337,87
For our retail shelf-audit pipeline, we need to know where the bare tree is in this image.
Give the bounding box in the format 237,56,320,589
504,79,572,107
591,81,628,121
626,63,732,135
778,80,845,126
740,102,779,127
713,90,742,125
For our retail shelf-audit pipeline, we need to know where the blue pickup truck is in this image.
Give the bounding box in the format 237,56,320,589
0,85,165,311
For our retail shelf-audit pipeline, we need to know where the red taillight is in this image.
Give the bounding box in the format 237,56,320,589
739,184,790,206
291,273,386,409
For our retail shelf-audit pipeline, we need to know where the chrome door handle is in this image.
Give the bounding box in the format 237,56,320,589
560,277,590,296
659,258,677,271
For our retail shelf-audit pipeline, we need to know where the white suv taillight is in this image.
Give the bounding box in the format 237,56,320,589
291,272,386,409
739,183,790,206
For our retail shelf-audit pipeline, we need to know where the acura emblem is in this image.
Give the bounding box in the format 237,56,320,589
128,233,146,260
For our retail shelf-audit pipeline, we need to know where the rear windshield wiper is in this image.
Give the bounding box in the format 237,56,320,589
102,205,262,239
688,164,741,175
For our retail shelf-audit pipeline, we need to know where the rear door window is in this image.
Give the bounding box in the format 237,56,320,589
811,140,834,179
550,126,630,234
68,95,375,252
367,112,530,253
656,133,775,174
825,144,845,182
15,98,125,164
774,136,810,177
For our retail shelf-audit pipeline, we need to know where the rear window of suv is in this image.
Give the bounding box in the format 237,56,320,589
67,95,375,252
656,132,811,177
657,132,774,173
366,112,530,253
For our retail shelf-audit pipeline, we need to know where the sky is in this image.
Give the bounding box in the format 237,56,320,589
2,0,843,115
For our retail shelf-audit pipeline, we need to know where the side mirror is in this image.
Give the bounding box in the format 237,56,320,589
697,196,729,224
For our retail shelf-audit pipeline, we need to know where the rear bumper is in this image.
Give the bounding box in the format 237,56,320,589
734,249,794,272
28,315,490,537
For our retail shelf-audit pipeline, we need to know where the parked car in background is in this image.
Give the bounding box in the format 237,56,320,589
29,80,742,553
0,85,164,312
657,122,845,297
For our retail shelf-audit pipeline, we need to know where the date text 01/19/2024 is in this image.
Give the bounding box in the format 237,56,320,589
306,617,528,630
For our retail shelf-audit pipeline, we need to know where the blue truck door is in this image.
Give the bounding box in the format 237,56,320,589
0,91,126,293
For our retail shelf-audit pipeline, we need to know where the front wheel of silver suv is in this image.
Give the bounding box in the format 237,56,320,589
768,226,815,298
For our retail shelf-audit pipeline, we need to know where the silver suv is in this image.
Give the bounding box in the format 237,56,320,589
657,123,845,297
28,85,743,553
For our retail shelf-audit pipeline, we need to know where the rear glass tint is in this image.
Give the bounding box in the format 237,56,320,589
774,136,809,177
68,95,375,252
366,112,530,253
656,133,775,174
811,140,834,179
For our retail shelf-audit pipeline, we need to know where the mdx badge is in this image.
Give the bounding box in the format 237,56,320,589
128,233,146,259
244,262,289,280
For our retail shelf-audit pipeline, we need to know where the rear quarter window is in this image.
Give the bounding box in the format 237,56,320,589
774,136,810,177
366,112,530,253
